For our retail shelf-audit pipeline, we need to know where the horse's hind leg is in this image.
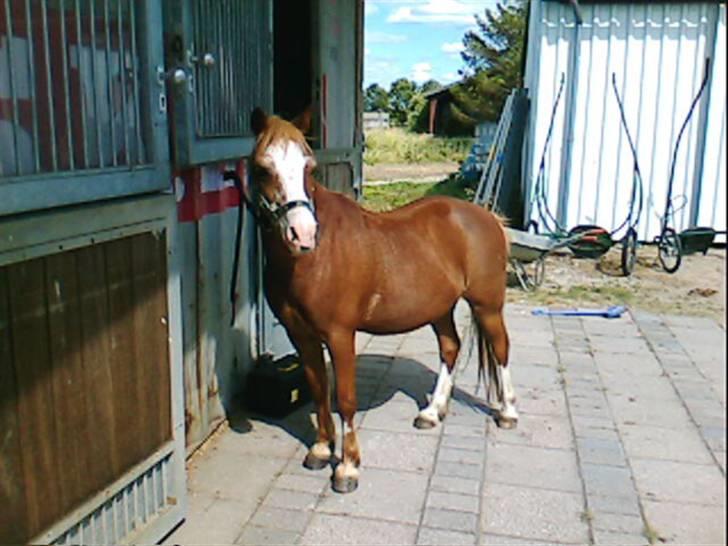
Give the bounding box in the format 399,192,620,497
472,305,518,428
414,309,460,429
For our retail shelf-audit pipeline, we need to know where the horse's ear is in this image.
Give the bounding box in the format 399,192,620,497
291,105,313,135
251,107,268,136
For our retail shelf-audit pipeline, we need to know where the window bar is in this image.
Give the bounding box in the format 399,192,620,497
3,0,21,175
117,0,129,166
128,0,142,164
222,2,230,134
74,0,88,168
40,0,58,171
89,0,104,167
103,0,117,166
59,0,75,170
236,1,244,131
23,0,40,172
213,3,227,136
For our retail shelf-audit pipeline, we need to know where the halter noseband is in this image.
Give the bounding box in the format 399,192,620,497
223,171,316,233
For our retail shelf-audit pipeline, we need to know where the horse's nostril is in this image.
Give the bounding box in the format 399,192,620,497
289,226,300,242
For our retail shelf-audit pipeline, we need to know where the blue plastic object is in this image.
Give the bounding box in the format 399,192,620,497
531,305,627,319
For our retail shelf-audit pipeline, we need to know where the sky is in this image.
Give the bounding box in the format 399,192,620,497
365,0,501,90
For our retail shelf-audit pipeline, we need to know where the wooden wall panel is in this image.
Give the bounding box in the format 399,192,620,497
0,232,172,545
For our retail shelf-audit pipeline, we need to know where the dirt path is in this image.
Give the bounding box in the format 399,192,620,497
508,245,726,328
363,161,458,182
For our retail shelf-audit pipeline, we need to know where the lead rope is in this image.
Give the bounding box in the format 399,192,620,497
225,170,247,327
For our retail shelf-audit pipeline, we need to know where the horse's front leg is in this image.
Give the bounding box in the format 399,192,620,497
298,337,336,469
276,303,336,469
327,330,360,493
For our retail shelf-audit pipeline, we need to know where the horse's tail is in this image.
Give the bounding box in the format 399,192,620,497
474,316,500,398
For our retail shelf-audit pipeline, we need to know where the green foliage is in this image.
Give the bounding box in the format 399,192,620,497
387,78,418,126
361,176,472,213
363,128,473,165
364,83,389,112
452,0,527,123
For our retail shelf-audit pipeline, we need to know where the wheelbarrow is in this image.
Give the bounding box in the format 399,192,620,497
506,228,592,291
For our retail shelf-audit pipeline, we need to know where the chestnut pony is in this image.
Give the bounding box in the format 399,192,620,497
248,108,517,493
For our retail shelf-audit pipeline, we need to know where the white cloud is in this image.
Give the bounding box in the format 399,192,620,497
443,72,459,82
441,41,465,54
366,30,408,44
365,2,378,16
387,0,479,25
365,47,371,56
412,62,433,83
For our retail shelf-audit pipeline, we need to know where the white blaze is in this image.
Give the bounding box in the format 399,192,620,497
264,141,318,250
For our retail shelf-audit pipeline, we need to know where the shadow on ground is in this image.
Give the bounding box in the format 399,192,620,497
225,353,495,459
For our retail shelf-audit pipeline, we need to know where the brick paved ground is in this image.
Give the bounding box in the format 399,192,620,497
163,304,726,545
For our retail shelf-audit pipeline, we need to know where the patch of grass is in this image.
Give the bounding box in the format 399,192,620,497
361,176,473,213
364,128,473,165
522,282,636,307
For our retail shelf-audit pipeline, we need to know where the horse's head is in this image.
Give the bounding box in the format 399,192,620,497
250,107,318,255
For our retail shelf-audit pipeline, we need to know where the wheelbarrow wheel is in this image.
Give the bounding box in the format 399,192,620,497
620,228,638,277
533,257,546,287
658,227,682,274
511,260,535,291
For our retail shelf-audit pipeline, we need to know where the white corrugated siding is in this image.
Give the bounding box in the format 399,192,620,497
525,2,726,242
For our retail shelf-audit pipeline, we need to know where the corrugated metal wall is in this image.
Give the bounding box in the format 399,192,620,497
524,1,726,241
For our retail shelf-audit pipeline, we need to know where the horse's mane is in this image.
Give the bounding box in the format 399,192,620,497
254,115,313,159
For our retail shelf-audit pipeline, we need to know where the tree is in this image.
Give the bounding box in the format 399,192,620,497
364,83,389,112
387,78,418,126
452,0,527,123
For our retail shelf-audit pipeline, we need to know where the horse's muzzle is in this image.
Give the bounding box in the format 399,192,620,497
284,206,318,254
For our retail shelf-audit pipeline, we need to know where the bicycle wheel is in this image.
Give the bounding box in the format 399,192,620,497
658,227,682,273
621,228,638,276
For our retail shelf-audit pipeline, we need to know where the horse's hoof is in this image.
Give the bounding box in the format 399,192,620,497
413,415,438,429
332,475,359,493
495,415,518,429
303,453,330,470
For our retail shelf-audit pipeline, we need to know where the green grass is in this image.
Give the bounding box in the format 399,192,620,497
363,128,473,165
361,177,473,212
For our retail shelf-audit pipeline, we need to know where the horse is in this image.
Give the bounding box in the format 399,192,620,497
247,108,518,493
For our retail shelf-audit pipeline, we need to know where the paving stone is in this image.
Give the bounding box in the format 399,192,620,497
317,467,428,524
422,507,478,533
429,475,482,496
187,451,288,503
571,416,619,441
434,458,482,479
516,387,569,417
236,525,300,546
568,397,613,420
357,429,439,473
592,512,645,534
481,483,588,543
619,424,714,464
361,399,437,435
631,459,726,505
715,451,726,475
486,444,581,493
700,426,727,452
586,494,642,517
590,336,650,354
581,463,636,498
416,527,476,545
264,488,319,511
427,490,480,513
512,364,562,390
249,505,311,533
275,473,328,494
576,437,627,467
480,533,564,545
300,513,417,545
438,446,486,465
441,433,486,452
488,415,573,450
642,500,726,545
607,394,693,429
167,498,252,545
592,530,648,545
